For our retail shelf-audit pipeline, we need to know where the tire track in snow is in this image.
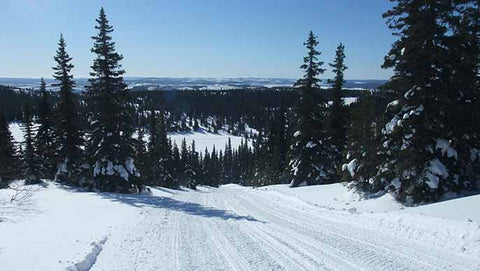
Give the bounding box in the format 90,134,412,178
216,189,364,271
236,188,478,271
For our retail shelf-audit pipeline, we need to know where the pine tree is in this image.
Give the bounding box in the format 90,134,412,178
88,8,140,193
289,31,337,187
135,126,147,183
343,91,389,192
52,34,84,185
0,113,18,187
35,78,56,179
222,138,233,184
328,43,348,154
184,140,199,189
377,0,479,202
210,146,220,187
22,106,41,185
447,0,480,191
146,110,176,188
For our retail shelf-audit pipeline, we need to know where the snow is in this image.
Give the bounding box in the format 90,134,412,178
327,97,358,106
436,138,458,160
384,114,400,134
305,141,316,148
386,99,399,109
8,122,24,143
1,181,479,270
426,158,449,189
342,159,357,177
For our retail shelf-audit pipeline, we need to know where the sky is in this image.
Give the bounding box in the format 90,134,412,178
0,0,395,80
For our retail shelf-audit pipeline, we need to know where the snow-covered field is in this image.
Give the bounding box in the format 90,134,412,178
1,181,479,271
10,123,249,153
169,130,249,153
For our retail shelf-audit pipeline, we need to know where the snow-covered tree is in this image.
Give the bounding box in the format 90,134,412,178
87,8,140,193
289,31,337,187
361,0,480,202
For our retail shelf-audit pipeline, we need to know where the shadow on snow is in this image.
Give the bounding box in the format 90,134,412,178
98,192,263,223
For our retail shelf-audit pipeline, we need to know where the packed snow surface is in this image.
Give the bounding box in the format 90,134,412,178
1,182,479,270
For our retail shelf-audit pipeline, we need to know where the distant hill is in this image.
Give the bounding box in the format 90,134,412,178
0,77,387,92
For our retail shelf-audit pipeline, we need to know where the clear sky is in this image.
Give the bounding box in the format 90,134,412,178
0,0,395,79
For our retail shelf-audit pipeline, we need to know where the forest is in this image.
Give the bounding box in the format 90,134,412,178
1,1,480,205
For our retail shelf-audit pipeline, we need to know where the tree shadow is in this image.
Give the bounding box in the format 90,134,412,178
98,192,263,223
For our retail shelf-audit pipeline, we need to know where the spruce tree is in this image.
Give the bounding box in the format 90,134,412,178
35,78,56,179
0,113,18,187
210,146,220,187
135,126,147,183
184,140,199,189
88,8,140,193
52,34,84,185
328,43,348,154
343,92,388,192
289,31,337,187
22,106,41,185
146,110,176,188
377,0,480,202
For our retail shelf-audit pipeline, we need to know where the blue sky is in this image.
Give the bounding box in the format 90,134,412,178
0,0,395,79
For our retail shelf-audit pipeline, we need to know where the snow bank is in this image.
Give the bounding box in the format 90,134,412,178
257,183,403,213
257,183,480,256
0,182,148,270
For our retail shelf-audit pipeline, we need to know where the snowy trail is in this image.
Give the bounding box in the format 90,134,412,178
90,185,480,271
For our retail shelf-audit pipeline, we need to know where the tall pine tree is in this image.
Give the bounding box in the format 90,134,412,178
53,34,84,185
88,8,140,193
289,31,337,187
328,43,348,154
35,78,56,179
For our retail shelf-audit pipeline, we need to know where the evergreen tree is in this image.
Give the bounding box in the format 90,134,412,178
171,142,181,179
343,92,389,192
184,140,199,189
210,146,220,187
35,78,56,179
0,113,18,187
135,126,148,183
146,111,176,188
88,8,140,193
22,106,41,185
52,34,84,185
289,31,337,187
222,138,233,183
328,43,348,154
376,0,480,202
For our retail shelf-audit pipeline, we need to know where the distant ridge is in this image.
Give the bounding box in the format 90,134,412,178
0,77,387,91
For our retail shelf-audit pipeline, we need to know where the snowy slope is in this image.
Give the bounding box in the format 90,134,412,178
1,182,479,270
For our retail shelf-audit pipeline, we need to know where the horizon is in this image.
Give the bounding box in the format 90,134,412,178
0,76,388,80
1,0,395,80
